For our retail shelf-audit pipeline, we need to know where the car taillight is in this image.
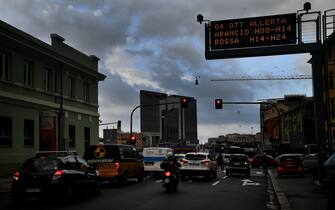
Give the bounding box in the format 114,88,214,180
52,170,65,181
164,171,171,177
13,171,20,181
180,159,188,164
114,162,120,169
201,160,210,165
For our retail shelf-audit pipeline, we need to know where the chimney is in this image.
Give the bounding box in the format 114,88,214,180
50,34,65,46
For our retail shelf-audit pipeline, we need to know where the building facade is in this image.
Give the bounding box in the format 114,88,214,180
140,90,198,146
0,21,106,175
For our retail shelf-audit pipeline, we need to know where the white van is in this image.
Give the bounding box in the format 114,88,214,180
143,147,173,173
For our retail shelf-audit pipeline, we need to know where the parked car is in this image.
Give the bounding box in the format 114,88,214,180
276,154,304,177
250,154,277,168
11,154,101,206
84,144,144,184
180,152,217,180
302,153,319,171
226,154,250,177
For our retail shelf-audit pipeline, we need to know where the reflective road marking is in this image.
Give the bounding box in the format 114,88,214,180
156,180,162,183
212,181,220,186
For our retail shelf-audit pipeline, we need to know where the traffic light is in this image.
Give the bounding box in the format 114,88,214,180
215,98,223,109
180,97,188,108
129,135,136,145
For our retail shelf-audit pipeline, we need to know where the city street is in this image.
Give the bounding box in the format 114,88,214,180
0,169,269,210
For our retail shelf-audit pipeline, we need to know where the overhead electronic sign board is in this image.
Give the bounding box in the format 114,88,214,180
210,13,296,50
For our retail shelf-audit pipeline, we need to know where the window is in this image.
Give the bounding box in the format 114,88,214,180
24,119,34,146
0,116,12,145
83,82,89,101
84,127,90,148
24,60,33,87
0,52,9,80
44,68,52,92
68,125,75,148
68,76,75,97
76,157,89,171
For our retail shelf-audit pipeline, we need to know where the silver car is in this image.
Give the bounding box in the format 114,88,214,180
180,152,217,180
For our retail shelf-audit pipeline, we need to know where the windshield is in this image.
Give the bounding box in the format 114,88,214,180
22,158,60,172
324,153,335,166
185,154,207,160
230,156,247,162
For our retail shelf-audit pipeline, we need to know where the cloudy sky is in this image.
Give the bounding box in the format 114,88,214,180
0,0,333,143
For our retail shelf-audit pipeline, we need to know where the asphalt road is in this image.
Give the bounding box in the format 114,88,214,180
0,169,270,210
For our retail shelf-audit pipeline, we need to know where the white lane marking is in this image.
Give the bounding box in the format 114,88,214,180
256,172,263,175
223,175,228,179
188,180,192,183
155,180,163,183
212,181,220,186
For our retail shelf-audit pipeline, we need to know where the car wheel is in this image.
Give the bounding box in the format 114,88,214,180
299,173,304,178
62,185,74,203
246,172,251,177
119,171,128,186
12,193,25,207
94,180,102,195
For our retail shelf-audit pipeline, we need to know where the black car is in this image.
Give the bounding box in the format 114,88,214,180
226,154,250,177
11,154,101,206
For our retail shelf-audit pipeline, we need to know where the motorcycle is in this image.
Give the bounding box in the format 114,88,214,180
162,170,179,193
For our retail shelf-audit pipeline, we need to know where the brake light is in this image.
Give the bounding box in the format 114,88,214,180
201,160,210,165
180,159,188,164
52,170,65,181
165,171,171,177
114,162,120,169
13,171,20,181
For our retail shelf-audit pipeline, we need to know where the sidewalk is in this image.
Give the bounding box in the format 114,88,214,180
269,170,328,210
0,176,12,194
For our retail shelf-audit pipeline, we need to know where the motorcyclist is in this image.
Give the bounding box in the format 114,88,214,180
160,152,181,174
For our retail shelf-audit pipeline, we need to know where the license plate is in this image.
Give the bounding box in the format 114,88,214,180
233,163,240,166
25,188,41,193
189,163,199,166
145,162,154,166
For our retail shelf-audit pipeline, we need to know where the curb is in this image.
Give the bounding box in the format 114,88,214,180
268,170,291,210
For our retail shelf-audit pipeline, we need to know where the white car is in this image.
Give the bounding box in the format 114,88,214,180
180,152,217,180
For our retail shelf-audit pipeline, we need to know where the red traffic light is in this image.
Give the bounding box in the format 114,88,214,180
180,97,188,108
215,99,223,109
130,135,136,141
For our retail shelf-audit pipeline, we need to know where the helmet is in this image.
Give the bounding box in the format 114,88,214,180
167,151,174,159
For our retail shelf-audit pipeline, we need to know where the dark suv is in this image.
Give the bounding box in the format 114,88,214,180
226,154,250,177
11,153,101,205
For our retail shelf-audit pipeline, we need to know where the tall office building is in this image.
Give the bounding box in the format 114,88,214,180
140,90,198,146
